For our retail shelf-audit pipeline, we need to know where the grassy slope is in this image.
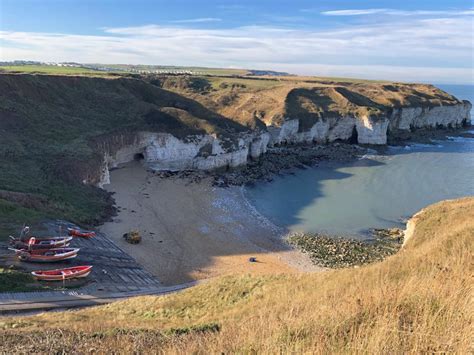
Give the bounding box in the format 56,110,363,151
1,197,472,353
0,268,47,292
0,74,249,237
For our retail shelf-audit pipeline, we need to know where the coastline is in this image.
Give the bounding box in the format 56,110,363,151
403,210,423,247
100,161,322,286
98,128,473,285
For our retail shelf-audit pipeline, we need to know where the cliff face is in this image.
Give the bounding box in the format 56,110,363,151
96,99,470,186
96,131,270,187
0,74,470,189
263,101,471,146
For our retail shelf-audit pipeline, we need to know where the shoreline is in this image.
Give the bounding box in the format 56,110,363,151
100,162,322,286
98,128,473,285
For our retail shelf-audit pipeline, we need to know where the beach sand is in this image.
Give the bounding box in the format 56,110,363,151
100,161,321,285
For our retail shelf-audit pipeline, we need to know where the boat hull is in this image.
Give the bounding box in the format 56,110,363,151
15,248,80,263
32,266,92,281
68,228,96,238
9,236,73,249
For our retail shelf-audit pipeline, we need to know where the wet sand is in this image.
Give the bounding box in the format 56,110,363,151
100,161,321,285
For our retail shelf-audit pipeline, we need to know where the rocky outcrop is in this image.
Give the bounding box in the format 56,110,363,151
266,102,471,146
388,101,472,132
98,131,270,186
355,116,389,145
267,117,356,146
96,101,471,187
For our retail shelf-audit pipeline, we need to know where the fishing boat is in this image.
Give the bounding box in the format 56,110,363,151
31,265,92,281
68,228,96,238
9,236,72,249
9,247,80,262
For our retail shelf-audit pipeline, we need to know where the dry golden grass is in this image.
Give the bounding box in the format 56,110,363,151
1,197,473,353
158,75,462,129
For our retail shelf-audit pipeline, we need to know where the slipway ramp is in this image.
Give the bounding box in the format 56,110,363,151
0,282,198,315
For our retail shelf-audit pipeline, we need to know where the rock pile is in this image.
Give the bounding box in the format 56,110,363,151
287,229,403,268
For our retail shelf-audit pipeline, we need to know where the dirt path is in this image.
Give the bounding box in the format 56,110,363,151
100,162,321,285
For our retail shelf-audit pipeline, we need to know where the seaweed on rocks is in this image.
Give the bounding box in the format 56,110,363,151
287,229,403,268
212,143,365,187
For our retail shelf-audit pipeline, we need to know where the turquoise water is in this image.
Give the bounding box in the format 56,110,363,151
244,85,474,237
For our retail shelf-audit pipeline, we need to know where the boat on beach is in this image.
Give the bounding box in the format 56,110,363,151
9,247,80,262
31,265,92,281
68,228,96,238
9,236,72,249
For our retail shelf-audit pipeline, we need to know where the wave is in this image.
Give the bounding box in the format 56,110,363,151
238,185,286,236
446,136,474,143
359,148,379,160
388,143,444,152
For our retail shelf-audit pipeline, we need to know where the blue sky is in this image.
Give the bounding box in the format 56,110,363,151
1,0,473,83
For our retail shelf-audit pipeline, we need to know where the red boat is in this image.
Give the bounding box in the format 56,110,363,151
9,247,80,262
68,228,96,238
31,266,92,281
9,236,72,249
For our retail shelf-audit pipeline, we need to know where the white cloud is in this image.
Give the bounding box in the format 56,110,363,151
317,9,388,16
1,12,473,84
321,8,474,16
170,17,222,23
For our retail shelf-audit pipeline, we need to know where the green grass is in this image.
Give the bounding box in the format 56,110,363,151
0,200,47,239
0,65,115,76
207,76,282,90
0,268,46,292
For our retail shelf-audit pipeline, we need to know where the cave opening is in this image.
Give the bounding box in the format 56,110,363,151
348,126,358,144
134,153,145,161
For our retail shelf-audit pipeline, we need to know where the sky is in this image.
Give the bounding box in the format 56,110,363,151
0,0,473,83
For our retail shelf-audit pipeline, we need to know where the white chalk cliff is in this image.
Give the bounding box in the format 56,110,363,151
98,101,471,186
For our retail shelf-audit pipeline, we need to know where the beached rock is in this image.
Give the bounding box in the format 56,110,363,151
123,230,141,244
287,231,403,268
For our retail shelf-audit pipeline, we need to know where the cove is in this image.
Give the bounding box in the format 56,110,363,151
244,135,474,237
244,84,474,238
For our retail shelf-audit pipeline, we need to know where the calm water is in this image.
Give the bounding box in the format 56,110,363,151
244,84,474,237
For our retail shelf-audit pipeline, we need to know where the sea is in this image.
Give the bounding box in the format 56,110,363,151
244,84,474,237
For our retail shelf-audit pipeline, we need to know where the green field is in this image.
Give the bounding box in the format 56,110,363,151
0,65,115,76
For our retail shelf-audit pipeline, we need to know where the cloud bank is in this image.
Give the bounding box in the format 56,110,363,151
320,8,474,16
170,17,222,23
1,10,473,83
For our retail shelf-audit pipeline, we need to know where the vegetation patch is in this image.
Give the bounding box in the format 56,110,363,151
0,267,46,292
164,323,221,337
287,229,403,268
0,65,114,76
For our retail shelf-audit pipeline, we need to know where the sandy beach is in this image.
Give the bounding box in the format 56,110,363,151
100,161,321,285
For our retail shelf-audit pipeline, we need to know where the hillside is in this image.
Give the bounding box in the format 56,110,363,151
151,75,465,128
1,197,472,353
0,73,470,237
0,74,250,236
